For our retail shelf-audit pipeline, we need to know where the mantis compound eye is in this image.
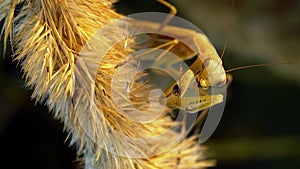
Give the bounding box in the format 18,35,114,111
197,58,226,89
199,78,209,89
172,84,181,96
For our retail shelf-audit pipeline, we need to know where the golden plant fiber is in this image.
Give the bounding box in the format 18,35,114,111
0,0,216,168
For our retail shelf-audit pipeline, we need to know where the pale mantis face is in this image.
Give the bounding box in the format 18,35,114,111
163,70,224,113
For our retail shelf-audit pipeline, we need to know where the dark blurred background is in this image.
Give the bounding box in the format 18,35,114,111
0,0,299,169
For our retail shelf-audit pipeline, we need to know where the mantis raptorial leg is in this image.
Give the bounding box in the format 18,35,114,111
154,0,227,88
131,19,227,88
116,0,227,113
126,22,227,112
120,34,224,113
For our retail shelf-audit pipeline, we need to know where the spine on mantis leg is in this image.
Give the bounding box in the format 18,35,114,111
0,0,215,168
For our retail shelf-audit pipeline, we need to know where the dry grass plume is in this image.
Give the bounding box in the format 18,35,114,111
0,0,215,168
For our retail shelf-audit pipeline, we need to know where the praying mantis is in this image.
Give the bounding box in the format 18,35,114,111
120,0,229,114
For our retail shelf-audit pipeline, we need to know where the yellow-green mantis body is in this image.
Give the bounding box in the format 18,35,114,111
128,17,227,113
124,0,228,113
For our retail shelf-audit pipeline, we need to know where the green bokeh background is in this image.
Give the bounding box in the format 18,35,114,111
1,0,299,168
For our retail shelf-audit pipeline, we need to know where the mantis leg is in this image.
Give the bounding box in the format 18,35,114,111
125,6,227,112
131,19,227,88
155,0,177,32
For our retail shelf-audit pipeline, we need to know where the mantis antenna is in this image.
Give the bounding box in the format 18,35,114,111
220,0,235,60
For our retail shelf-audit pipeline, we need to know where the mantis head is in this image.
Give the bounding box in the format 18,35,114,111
163,70,224,113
